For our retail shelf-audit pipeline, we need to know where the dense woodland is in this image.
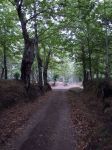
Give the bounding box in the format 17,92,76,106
0,0,112,88
1,1,112,149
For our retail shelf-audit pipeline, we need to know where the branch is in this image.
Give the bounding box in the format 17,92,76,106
38,24,54,38
20,0,23,7
9,0,15,5
26,10,47,23
26,6,54,23
12,0,23,10
15,0,29,41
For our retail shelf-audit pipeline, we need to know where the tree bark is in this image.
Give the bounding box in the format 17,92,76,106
43,51,51,86
81,46,86,81
1,67,4,79
104,0,109,79
21,38,35,80
81,45,87,87
3,45,7,79
33,0,43,88
88,39,92,80
96,69,99,79
15,0,36,87
36,53,43,87
86,23,92,80
43,67,47,85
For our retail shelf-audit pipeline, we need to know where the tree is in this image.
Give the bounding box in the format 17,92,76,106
0,1,21,79
0,0,111,88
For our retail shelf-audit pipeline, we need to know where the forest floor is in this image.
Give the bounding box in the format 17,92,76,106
0,81,112,150
0,89,76,150
0,80,46,148
0,90,50,149
68,86,112,150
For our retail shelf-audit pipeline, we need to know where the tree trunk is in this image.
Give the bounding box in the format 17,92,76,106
21,38,35,82
96,59,99,79
1,67,4,79
43,67,47,86
96,69,99,79
81,45,87,87
43,50,51,85
86,22,92,81
33,0,43,88
37,54,43,87
104,0,109,79
88,41,92,80
15,0,36,87
105,23,109,79
3,45,7,79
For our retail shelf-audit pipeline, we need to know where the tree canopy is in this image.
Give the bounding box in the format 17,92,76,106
0,0,112,86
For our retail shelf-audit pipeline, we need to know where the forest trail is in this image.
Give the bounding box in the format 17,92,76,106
20,90,75,150
10,90,76,150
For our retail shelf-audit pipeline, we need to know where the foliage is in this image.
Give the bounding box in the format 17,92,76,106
14,72,20,80
0,0,112,82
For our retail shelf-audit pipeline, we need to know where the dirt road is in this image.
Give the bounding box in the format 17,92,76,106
3,90,76,150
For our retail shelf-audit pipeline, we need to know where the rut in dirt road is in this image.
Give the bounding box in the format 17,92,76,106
20,90,76,150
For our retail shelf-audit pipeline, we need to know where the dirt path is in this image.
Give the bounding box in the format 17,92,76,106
3,90,75,150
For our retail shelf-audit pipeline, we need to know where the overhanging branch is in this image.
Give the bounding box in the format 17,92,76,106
26,10,47,23
9,0,15,5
